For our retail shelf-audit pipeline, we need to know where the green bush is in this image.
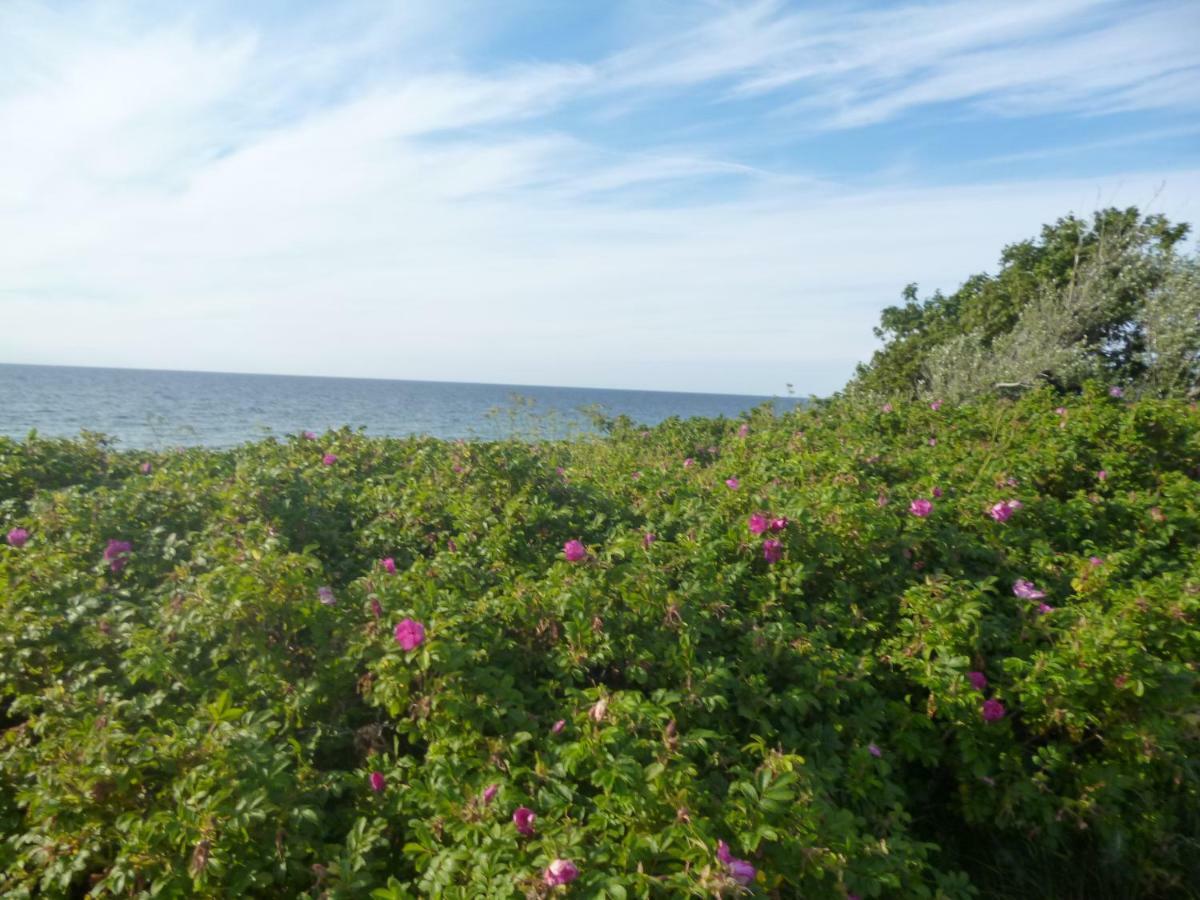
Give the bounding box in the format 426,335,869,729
2,389,1198,898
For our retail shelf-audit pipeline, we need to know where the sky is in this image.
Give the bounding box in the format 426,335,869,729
1,0,1198,396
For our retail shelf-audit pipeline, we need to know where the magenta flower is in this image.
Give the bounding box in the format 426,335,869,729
1012,579,1046,600
369,771,386,793
551,719,566,735
6,527,29,548
988,500,1020,522
563,539,586,562
1089,556,1104,567
1097,469,1108,481
725,477,740,490
967,671,988,692
317,586,336,606
930,399,942,411
748,513,769,535
868,743,882,758
380,557,397,574
544,859,579,887
737,423,750,438
762,538,783,563
931,486,943,498
683,457,695,468
512,806,536,836
394,618,425,651
302,430,317,440
909,498,933,518
881,403,893,413
982,698,1006,722
643,532,656,548
140,461,152,474
1109,385,1124,398
769,516,788,532
876,495,889,507
322,453,337,466
1035,602,1055,615
483,784,499,804
717,841,756,886
103,539,132,573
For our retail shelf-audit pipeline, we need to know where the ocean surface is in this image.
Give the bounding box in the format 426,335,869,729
0,364,800,448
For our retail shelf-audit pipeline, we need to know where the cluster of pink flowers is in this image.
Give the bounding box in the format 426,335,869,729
748,513,787,535
716,840,756,886
104,539,132,573
6,527,29,548
394,618,425,651
563,539,587,562
988,499,1022,522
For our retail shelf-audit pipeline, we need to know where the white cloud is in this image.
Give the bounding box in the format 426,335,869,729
0,1,1197,395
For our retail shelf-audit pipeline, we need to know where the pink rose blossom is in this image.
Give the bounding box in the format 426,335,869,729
737,423,750,438
6,527,29,548
909,498,933,518
544,859,579,887
725,477,740,490
317,586,335,606
967,671,988,692
931,486,943,498
1109,385,1124,398
302,430,317,440
1012,579,1046,600
369,771,386,793
683,457,695,468
868,743,882,758
139,461,152,474
717,841,756,886
642,532,656,548
551,719,566,734
103,539,132,573
1089,556,1103,567
381,557,397,574
589,696,609,723
769,516,788,532
1055,407,1067,416
930,400,942,411
512,806,536,836
563,539,586,562
1035,602,1055,615
988,500,1021,522
877,495,889,507
748,513,769,535
394,618,425,651
762,538,783,563
1097,469,1108,481
321,453,337,466
928,437,938,446
982,698,1006,722
483,784,499,804
881,403,893,413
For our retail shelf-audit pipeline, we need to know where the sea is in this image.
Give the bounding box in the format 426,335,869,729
0,364,800,449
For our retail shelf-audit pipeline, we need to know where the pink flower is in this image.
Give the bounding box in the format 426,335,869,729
483,784,499,804
725,477,740,490
988,500,1020,522
6,527,29,548
748,513,769,535
544,859,579,887
881,403,893,413
931,486,943,498
103,539,132,573
563,539,586,562
769,516,788,532
1089,556,1103,567
967,671,988,692
370,597,383,620
317,586,336,605
716,842,756,885
683,457,695,468
928,437,937,446
512,806,536,836
1012,579,1046,600
737,424,750,438
982,698,1006,722
1097,469,1108,481
1035,602,1055,615
631,471,641,480
369,771,386,793
447,538,457,553
322,453,337,466
909,498,933,518
643,532,656,548
394,618,425,651
868,743,882,758
1055,407,1067,416
381,557,397,574
139,461,152,474
589,696,609,723
876,495,889,507
930,400,942,410
1109,386,1124,398
762,539,783,563
302,430,318,440
551,719,566,734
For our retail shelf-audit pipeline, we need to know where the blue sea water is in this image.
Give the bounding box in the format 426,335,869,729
0,364,800,448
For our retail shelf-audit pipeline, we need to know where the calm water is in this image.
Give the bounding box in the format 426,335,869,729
0,364,798,448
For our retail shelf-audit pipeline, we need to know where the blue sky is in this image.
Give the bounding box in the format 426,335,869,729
1,0,1198,395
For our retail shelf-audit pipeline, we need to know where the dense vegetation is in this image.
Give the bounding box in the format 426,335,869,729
2,386,1198,898
849,207,1199,403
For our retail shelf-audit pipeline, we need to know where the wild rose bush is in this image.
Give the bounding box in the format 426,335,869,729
1,386,1198,898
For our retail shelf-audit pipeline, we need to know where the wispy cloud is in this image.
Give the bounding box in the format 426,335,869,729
0,1,1196,394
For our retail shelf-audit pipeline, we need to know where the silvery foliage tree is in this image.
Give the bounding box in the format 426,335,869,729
1137,255,1200,398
